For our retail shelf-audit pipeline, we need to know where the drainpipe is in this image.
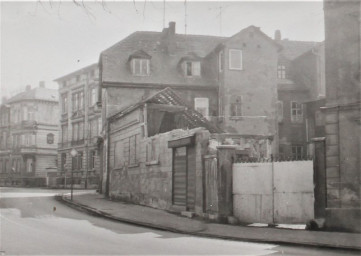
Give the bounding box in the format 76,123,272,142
105,119,110,198
271,154,275,226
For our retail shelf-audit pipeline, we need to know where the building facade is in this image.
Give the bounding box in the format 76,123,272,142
0,83,59,186
323,0,361,232
99,23,281,152
55,63,101,188
275,32,325,159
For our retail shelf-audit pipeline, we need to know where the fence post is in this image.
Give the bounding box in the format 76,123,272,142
216,145,236,220
270,154,275,226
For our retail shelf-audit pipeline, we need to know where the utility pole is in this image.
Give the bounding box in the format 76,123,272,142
163,0,165,28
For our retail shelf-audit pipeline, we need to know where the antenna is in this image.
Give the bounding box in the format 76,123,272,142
163,0,165,28
219,5,222,36
184,0,187,35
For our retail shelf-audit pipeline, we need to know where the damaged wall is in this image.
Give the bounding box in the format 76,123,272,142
108,111,210,211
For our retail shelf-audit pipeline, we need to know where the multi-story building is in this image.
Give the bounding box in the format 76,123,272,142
55,63,101,188
99,23,280,144
323,0,360,232
0,82,59,186
275,32,325,159
97,22,284,194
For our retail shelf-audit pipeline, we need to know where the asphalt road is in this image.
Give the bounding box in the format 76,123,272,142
0,187,359,255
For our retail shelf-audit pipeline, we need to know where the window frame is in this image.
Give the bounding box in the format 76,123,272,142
292,145,304,160
290,101,303,123
132,58,150,76
229,49,243,70
277,65,286,79
184,61,201,77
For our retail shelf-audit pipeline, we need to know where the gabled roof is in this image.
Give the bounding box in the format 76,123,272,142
109,87,222,133
228,25,282,50
278,40,318,60
6,87,58,104
100,31,226,87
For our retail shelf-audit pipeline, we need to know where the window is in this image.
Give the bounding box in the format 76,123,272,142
194,98,209,118
79,91,84,110
292,145,303,160
47,133,54,144
72,123,78,141
89,150,96,169
230,96,242,116
62,94,68,113
61,153,66,172
22,106,28,121
132,59,149,76
184,61,201,77
219,51,223,72
72,122,84,141
28,111,35,121
90,88,97,106
291,101,303,123
277,65,286,79
229,49,243,70
76,75,80,82
72,151,83,170
72,91,84,112
61,125,68,143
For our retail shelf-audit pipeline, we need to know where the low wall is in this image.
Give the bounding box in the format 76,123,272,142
108,127,209,211
233,160,314,224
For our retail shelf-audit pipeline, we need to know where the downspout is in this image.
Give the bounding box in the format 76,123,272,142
105,118,111,198
337,105,341,208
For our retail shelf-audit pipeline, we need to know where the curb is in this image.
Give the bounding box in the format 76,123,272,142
55,195,361,252
55,195,205,234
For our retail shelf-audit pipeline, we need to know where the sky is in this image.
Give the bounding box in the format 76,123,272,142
0,0,325,100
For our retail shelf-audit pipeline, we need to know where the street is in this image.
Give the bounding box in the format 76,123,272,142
0,187,358,255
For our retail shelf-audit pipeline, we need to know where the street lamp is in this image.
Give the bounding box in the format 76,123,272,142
70,148,78,201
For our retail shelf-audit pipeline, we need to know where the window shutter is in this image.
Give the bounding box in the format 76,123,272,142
193,62,201,76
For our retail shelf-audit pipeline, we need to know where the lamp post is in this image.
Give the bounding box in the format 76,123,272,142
70,148,78,201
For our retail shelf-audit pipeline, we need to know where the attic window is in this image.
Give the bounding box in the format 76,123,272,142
184,61,200,77
132,59,150,76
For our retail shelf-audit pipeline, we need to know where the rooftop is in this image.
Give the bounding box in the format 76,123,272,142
6,87,59,104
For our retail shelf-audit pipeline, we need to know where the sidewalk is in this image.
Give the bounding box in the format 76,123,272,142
56,192,361,251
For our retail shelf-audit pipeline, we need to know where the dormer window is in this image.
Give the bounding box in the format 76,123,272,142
132,59,150,76
184,61,200,77
128,50,151,76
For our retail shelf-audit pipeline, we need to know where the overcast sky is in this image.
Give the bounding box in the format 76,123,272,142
1,0,324,100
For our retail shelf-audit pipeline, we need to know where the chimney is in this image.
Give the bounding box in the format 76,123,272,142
25,85,31,91
168,21,176,35
274,30,281,41
39,81,45,88
160,22,176,54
